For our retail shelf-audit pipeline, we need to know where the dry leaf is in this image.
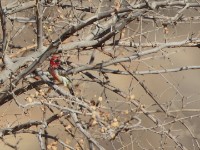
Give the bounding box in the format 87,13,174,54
124,110,129,114
90,106,96,110
35,91,39,97
51,146,57,150
43,25,47,29
98,96,103,102
47,141,58,150
164,27,169,34
57,9,62,14
111,118,119,127
59,14,65,19
121,29,125,38
100,127,107,133
59,111,64,117
115,0,121,11
79,139,84,144
39,89,45,96
26,97,32,103
52,141,57,146
30,94,35,98
65,139,71,150
92,119,97,126
65,124,72,130
130,94,135,100
41,106,45,112
75,139,84,150
92,111,99,119
47,145,51,149
110,132,116,139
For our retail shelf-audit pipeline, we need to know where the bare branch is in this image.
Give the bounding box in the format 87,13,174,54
0,1,7,53
36,0,44,50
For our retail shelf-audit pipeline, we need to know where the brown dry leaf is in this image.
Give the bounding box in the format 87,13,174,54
59,111,64,117
124,110,129,114
48,27,53,33
92,111,99,119
164,27,169,34
113,118,117,122
47,141,58,150
111,118,119,127
26,97,32,103
100,127,107,133
110,132,116,140
65,139,71,144
47,145,51,149
39,89,45,96
75,143,82,150
79,139,84,145
30,94,35,98
92,112,96,119
40,99,44,103
121,29,125,39
75,139,84,150
51,146,57,150
90,100,96,106
98,96,103,102
75,145,81,150
65,124,72,130
44,39,50,45
91,119,97,126
43,25,47,29
101,112,110,121
130,94,135,100
115,0,121,11
65,139,71,150
52,141,57,146
120,51,126,56
90,105,96,110
41,106,45,112
59,14,65,19
57,8,62,14
35,91,39,97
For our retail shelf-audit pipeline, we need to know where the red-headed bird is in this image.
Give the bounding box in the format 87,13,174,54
49,55,74,95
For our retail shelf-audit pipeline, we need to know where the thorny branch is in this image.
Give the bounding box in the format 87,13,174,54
0,0,7,53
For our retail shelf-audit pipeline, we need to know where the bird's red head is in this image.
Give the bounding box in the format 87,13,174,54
50,55,61,69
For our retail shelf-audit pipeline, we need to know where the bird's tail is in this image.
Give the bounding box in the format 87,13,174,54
61,76,75,95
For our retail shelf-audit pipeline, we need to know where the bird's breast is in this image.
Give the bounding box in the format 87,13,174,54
49,67,59,81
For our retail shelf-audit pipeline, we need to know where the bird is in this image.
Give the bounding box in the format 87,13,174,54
49,55,75,95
